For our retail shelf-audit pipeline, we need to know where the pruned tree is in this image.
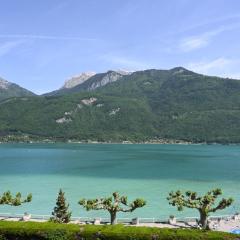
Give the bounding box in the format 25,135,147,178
79,192,146,225
50,189,71,223
0,191,32,206
167,188,233,229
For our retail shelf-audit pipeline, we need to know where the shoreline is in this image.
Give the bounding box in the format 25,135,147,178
1,133,239,145
0,136,239,145
0,141,239,145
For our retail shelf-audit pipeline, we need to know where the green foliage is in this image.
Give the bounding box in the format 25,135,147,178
50,189,71,223
167,188,233,229
79,192,146,224
0,191,32,206
0,221,237,240
0,234,6,240
45,229,69,240
1,68,240,143
0,78,35,101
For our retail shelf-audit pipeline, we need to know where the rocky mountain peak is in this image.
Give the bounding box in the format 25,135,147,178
87,70,127,91
62,72,96,89
0,78,11,90
113,69,132,75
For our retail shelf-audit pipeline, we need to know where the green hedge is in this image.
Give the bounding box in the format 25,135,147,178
0,221,237,240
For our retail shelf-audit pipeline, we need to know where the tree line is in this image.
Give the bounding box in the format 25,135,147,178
0,188,234,230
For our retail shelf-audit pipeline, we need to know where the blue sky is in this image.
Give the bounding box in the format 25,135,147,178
0,0,240,94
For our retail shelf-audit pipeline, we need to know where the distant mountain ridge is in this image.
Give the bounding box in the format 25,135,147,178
0,77,35,101
45,70,132,96
0,67,240,143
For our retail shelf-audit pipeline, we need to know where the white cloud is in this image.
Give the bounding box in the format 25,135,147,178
179,24,240,52
46,1,69,15
179,28,223,52
179,36,209,52
187,57,231,72
100,54,151,70
0,34,96,41
173,13,240,36
0,40,24,57
186,57,240,79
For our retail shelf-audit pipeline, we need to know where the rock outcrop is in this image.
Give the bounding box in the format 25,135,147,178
62,72,96,89
0,78,10,90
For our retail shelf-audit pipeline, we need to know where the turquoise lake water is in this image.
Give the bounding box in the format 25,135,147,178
0,143,239,219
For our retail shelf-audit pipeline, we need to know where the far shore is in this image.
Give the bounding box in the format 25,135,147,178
0,140,239,146
0,136,239,145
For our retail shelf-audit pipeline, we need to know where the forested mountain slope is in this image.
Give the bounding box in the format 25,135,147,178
0,67,240,143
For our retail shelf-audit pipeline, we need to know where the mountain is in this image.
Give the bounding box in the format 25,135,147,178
45,70,131,96
0,67,240,143
0,77,35,101
68,70,131,92
61,72,96,89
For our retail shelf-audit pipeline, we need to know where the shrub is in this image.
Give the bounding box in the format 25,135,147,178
0,221,237,240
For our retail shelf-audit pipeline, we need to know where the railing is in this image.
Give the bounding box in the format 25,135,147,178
0,213,51,220
0,213,237,224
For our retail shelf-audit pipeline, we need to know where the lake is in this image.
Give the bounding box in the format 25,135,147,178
0,143,239,220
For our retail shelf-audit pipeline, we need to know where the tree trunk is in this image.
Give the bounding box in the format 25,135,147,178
199,211,208,229
110,211,117,225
